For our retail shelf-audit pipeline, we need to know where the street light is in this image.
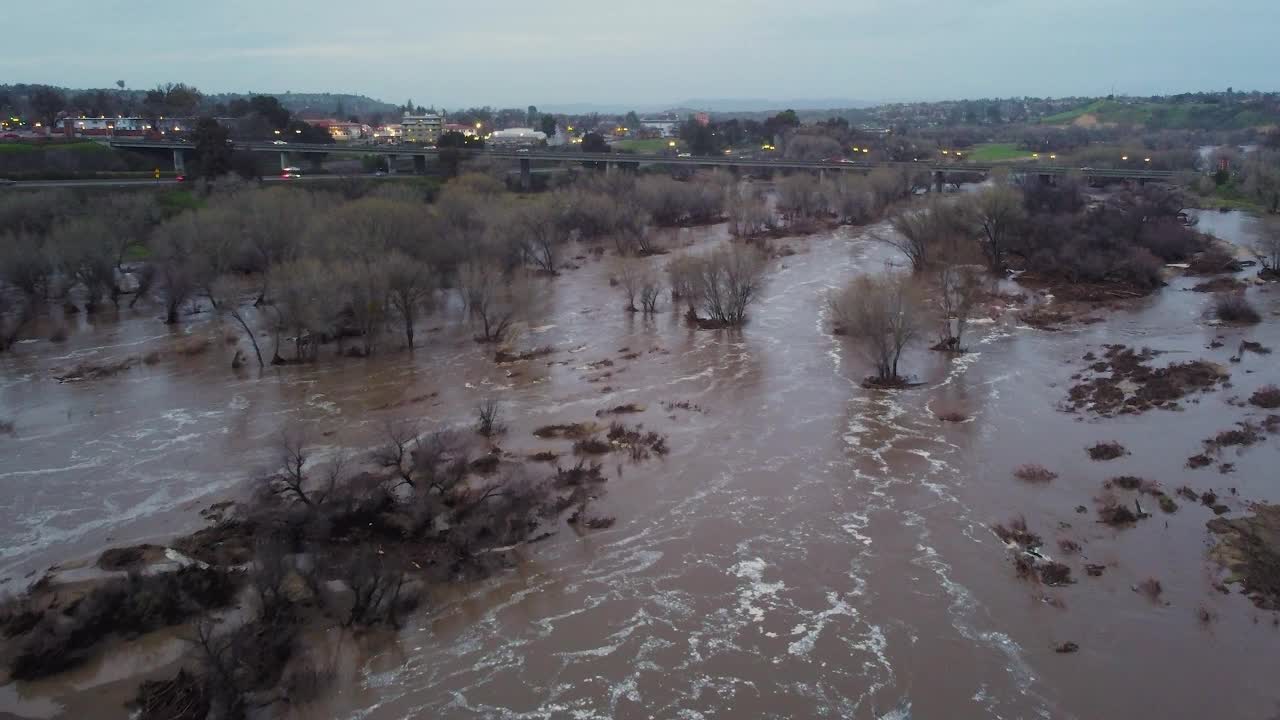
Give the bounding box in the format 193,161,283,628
1122,155,1129,161
1144,157,1151,163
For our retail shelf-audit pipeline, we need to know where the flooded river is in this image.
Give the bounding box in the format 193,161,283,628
3,211,1280,719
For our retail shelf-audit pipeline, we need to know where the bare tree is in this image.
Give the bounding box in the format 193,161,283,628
639,271,662,313
339,259,390,357
266,428,339,506
689,244,768,327
512,198,566,274
460,261,530,343
475,397,505,437
50,218,118,311
822,175,873,225
371,419,421,489
1255,217,1280,273
965,185,1025,271
666,255,699,314
385,253,435,349
615,257,642,312
726,182,773,238
211,276,266,368
1244,150,1280,214
150,218,199,324
875,198,965,274
776,173,827,225
935,263,985,351
829,273,923,383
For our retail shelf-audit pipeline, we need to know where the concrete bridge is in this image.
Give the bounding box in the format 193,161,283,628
103,139,1179,189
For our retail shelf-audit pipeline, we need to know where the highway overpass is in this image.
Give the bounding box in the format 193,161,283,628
102,139,1180,186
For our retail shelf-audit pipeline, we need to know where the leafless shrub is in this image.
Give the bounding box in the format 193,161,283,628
1212,292,1261,325
686,244,768,327
829,272,923,383
476,397,505,438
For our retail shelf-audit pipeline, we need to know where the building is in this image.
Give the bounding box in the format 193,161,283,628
401,113,443,145
487,128,547,148
372,124,403,142
640,118,679,137
304,119,373,142
443,122,479,138
59,116,198,138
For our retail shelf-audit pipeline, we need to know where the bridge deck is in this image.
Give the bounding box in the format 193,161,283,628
103,140,1178,180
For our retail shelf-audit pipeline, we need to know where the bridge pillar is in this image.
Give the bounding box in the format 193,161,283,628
934,170,945,193
1038,173,1052,186
387,155,397,174
605,161,614,176
173,150,186,174
519,158,532,191
413,155,427,174
819,168,826,183
279,152,289,170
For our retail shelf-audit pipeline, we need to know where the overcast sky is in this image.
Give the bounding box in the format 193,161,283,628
4,0,1277,109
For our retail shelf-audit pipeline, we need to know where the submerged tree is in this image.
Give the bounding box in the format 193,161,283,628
829,273,923,384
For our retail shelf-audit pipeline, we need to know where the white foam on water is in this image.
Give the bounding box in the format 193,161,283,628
729,557,785,623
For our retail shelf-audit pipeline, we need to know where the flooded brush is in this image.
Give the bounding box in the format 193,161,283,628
1058,538,1083,554
132,669,210,720
553,460,606,487
572,436,612,455
1250,385,1280,410
1013,464,1058,483
1087,441,1127,461
1039,562,1074,587
1211,292,1261,325
1098,502,1143,527
1208,504,1280,609
992,516,1042,549
1065,344,1228,416
935,410,970,423
532,422,600,440
605,421,670,461
1207,422,1263,449
1187,453,1214,469
1135,577,1165,604
594,403,646,417
493,346,555,363
1054,641,1080,654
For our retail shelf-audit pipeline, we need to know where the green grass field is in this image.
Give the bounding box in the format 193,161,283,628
966,143,1034,163
611,138,677,154
0,141,110,154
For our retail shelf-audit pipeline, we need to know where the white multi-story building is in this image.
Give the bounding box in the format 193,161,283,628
401,113,443,144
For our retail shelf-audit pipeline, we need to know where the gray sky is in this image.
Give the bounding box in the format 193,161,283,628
4,0,1276,108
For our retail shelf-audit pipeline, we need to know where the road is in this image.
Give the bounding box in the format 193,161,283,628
0,173,402,190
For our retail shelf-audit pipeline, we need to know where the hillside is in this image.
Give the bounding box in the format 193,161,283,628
1040,97,1280,130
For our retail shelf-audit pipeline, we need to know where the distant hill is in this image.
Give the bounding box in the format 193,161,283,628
671,98,876,113
1039,97,1280,130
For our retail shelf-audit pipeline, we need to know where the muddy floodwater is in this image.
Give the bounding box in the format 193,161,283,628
3,212,1280,719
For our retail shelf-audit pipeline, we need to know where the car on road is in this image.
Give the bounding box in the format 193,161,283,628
676,152,692,158
281,171,302,179
516,148,530,153
175,175,186,183
272,140,288,145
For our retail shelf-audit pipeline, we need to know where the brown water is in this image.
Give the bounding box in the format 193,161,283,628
3,212,1280,719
